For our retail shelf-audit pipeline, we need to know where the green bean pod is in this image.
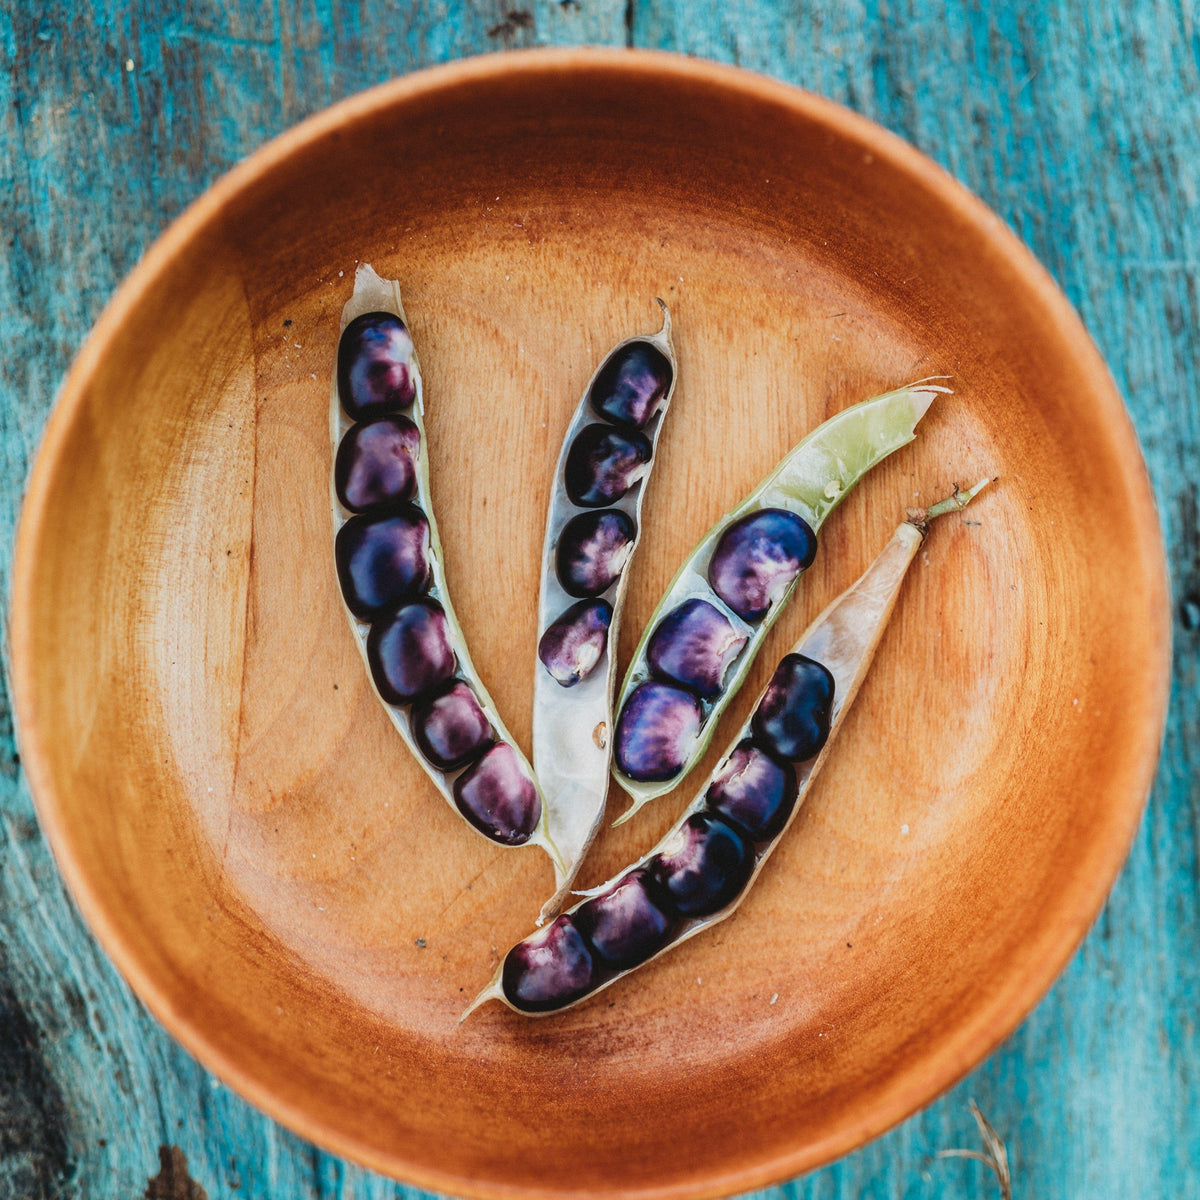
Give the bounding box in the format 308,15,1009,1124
332,265,563,875
610,380,948,822
464,478,991,1019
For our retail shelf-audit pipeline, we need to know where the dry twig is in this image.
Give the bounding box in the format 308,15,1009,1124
936,1100,1013,1200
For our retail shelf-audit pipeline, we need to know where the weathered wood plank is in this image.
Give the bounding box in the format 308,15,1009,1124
1,0,1196,1197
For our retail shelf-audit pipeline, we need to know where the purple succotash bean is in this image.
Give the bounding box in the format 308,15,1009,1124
574,869,675,970
501,916,596,1012
704,740,798,842
335,415,420,512
588,341,674,430
335,507,431,620
614,681,702,783
751,654,835,763
564,424,653,508
366,600,456,705
649,812,754,917
338,312,416,420
556,510,636,598
411,680,494,771
453,743,541,845
646,598,748,701
707,509,818,622
538,598,613,687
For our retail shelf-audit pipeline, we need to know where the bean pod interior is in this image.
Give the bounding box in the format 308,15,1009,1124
331,265,555,861
530,305,679,918
610,383,944,818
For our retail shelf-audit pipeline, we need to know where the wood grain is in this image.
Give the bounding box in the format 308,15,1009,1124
0,5,1194,1200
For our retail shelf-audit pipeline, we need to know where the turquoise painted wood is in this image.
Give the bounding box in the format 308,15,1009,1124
0,2,1195,1197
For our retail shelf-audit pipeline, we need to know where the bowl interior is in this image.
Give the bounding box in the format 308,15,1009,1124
13,52,1168,1200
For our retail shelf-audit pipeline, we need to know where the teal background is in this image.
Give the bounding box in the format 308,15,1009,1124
1,3,1195,1197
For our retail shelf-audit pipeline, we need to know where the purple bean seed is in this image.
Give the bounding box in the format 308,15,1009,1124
410,680,493,772
335,507,431,620
337,312,416,419
366,600,456,705
750,654,835,763
649,813,754,917
538,599,613,687
556,510,636,598
573,869,675,970
707,509,817,622
335,415,421,512
564,425,653,508
588,341,673,430
501,916,596,1012
613,681,703,783
704,740,798,842
453,743,541,845
646,598,748,700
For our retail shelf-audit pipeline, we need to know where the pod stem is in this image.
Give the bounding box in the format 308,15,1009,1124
907,476,994,532
654,297,671,340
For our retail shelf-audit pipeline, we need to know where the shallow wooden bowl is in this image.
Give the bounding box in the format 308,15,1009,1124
12,49,1169,1199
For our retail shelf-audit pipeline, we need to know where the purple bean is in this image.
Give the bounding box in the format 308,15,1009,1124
335,415,420,512
537,598,613,687
410,680,493,772
453,743,541,845
366,600,456,705
704,740,798,841
564,424,653,508
707,509,817,622
556,510,636,598
501,916,596,1012
335,507,431,620
646,598,748,700
649,813,754,917
588,341,673,430
613,681,703,782
338,312,416,419
750,654,835,763
573,869,675,970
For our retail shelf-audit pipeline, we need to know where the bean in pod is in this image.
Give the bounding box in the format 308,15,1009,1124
611,380,950,822
331,264,563,872
464,477,992,1018
532,304,678,919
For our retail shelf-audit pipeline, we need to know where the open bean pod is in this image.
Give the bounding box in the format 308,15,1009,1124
610,380,949,822
533,305,677,920
331,265,562,873
464,478,992,1018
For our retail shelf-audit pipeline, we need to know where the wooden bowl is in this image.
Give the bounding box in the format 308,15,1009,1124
11,49,1169,1199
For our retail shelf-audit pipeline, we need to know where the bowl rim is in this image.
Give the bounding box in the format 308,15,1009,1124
10,45,1171,1199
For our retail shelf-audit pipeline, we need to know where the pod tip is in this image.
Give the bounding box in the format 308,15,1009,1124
903,376,953,423
654,297,672,338
355,261,385,289
459,986,496,1025
611,802,638,828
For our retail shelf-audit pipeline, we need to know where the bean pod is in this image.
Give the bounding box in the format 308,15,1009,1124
611,380,949,822
464,478,992,1018
533,305,678,919
331,265,562,868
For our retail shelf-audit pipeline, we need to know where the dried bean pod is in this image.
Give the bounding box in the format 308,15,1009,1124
331,265,560,871
464,477,992,1018
611,380,949,822
532,304,678,920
